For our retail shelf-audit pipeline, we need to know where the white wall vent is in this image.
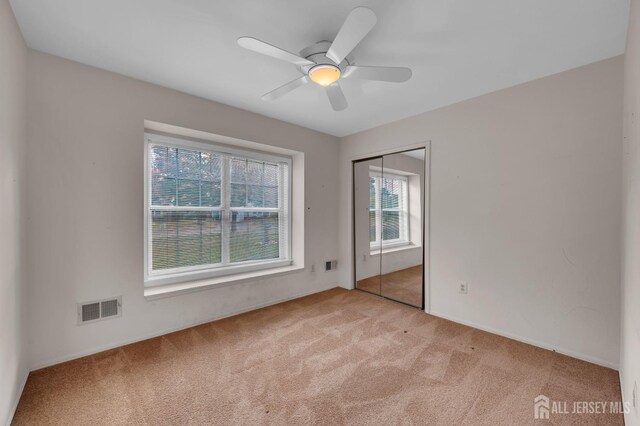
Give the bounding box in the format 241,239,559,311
77,297,122,325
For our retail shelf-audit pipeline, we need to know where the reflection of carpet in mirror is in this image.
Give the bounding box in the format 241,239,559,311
357,265,423,307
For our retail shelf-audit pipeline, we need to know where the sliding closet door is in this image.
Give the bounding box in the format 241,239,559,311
354,158,383,295
379,149,425,308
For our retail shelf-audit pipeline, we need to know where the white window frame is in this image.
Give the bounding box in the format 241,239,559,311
369,171,410,250
144,133,292,287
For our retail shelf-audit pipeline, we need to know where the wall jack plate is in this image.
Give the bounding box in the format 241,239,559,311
459,282,468,294
325,260,338,271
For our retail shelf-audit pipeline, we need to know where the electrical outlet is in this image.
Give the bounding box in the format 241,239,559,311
459,282,468,294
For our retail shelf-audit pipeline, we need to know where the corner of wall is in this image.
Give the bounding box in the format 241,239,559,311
621,0,640,423
0,0,29,424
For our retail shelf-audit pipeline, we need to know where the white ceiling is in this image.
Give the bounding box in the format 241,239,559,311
10,0,629,137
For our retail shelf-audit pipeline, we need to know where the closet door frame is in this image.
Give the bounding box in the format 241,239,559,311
351,143,430,311
352,155,384,299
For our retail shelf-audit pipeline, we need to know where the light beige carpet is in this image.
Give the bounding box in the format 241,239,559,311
13,288,623,425
357,265,423,307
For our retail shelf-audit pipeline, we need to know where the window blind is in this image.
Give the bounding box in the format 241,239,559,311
146,135,291,283
369,172,409,247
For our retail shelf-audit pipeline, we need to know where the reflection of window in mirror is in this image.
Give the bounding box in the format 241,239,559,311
369,170,409,250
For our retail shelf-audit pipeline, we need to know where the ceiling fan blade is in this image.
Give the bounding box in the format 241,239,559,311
262,76,308,101
238,37,315,66
326,83,348,111
344,65,412,82
326,7,377,65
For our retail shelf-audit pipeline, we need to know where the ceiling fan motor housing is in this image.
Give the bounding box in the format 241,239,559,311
297,40,351,76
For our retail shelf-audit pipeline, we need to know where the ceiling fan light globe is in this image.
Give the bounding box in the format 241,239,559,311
309,65,341,87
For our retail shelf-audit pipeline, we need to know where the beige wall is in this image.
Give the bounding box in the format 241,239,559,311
25,51,341,369
339,56,624,367
621,0,640,422
0,0,28,423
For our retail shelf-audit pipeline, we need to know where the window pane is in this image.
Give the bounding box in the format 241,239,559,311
230,159,247,207
381,178,402,209
152,176,176,206
152,146,222,207
263,164,279,208
151,145,177,178
201,152,221,181
264,164,278,187
147,138,290,280
151,145,177,206
230,159,280,208
382,211,400,240
264,186,277,208
177,149,200,180
247,161,263,185
201,181,221,207
151,211,222,271
230,158,246,183
201,153,222,207
230,183,246,207
229,212,279,262
247,185,263,207
369,211,377,242
177,179,199,206
369,177,376,209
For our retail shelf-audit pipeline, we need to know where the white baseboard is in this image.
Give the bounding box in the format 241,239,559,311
31,283,339,371
619,368,639,425
6,370,29,426
429,310,618,370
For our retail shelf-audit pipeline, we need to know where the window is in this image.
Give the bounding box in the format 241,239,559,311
145,134,291,286
369,171,409,249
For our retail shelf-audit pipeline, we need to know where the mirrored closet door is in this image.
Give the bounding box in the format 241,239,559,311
353,148,425,309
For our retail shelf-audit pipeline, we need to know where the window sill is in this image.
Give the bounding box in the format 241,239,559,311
144,265,305,300
370,243,421,257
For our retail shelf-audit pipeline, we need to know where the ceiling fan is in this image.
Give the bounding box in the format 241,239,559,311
237,7,412,111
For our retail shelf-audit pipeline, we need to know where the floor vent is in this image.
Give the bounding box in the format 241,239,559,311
78,297,122,325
